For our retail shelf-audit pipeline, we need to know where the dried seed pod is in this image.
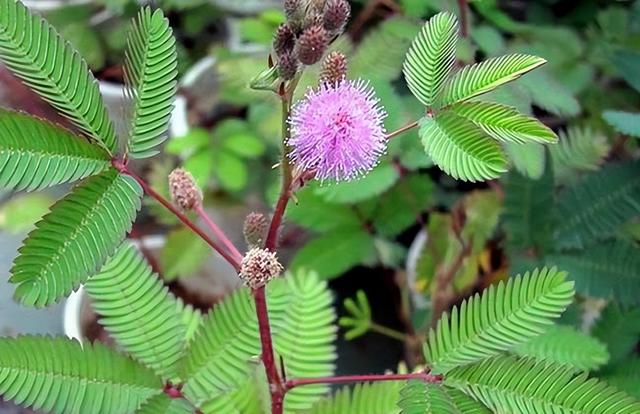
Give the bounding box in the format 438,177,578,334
323,0,350,33
320,51,348,84
168,168,201,211
296,25,328,65
243,212,269,247
273,24,296,56
239,248,284,289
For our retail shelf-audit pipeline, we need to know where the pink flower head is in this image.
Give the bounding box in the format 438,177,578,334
287,79,387,182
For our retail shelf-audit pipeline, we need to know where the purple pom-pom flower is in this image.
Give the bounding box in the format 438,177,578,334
287,79,387,182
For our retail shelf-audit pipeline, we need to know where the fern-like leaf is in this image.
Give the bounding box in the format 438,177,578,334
514,325,609,371
0,0,117,152
9,168,142,307
398,381,457,413
86,242,188,381
554,161,640,249
445,356,640,413
419,112,507,182
0,336,161,414
444,388,490,413
403,12,458,107
449,101,557,143
441,54,546,106
124,7,177,159
425,267,575,374
603,110,640,138
307,381,402,414
548,240,640,305
135,394,193,414
549,126,610,184
0,109,110,191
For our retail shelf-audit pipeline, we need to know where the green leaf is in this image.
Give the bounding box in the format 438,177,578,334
603,110,640,137
0,193,54,233
425,267,575,374
504,142,545,179
214,151,248,191
612,50,640,93
600,358,640,399
403,12,459,107
0,110,110,191
441,54,546,106
286,188,361,232
222,133,266,159
446,356,640,413
10,169,142,307
591,303,640,364
290,229,376,280
314,163,400,204
86,243,189,381
449,101,557,143
59,23,105,70
502,163,554,254
549,126,610,185
398,381,457,414
443,388,491,413
518,69,580,117
125,7,177,159
419,112,507,182
307,381,402,414
547,240,640,305
135,394,193,414
0,336,161,414
160,228,210,280
514,325,609,371
553,161,640,249
0,0,117,152
339,290,372,340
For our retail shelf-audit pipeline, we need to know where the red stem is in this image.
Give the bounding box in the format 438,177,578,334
385,120,419,140
457,0,469,38
115,162,241,273
286,372,442,390
194,204,244,263
265,191,290,251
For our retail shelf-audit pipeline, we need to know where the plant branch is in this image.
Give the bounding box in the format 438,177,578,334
457,0,469,38
286,372,442,390
114,162,241,273
194,203,244,263
370,323,408,342
385,120,419,140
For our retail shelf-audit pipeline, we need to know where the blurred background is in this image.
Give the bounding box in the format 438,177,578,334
1,0,639,412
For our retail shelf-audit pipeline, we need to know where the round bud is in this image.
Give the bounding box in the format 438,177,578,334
284,0,305,32
168,168,201,211
239,248,284,289
296,25,328,65
243,212,269,247
320,51,348,84
323,0,350,33
278,51,299,80
273,24,296,56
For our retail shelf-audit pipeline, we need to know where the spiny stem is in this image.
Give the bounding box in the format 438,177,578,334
194,203,244,263
370,323,408,342
114,161,242,273
286,372,442,390
385,120,419,140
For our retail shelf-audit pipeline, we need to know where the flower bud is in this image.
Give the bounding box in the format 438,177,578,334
273,24,296,56
284,0,305,32
296,25,328,65
323,0,350,33
278,51,299,80
239,248,284,289
320,51,347,84
243,212,268,247
168,168,201,211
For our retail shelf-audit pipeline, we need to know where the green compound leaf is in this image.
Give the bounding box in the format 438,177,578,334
0,0,117,153
547,239,640,306
443,388,490,413
514,325,609,371
419,112,507,182
86,242,190,381
445,356,640,413
549,126,610,185
425,267,575,374
449,101,557,144
592,303,640,364
135,394,192,414
403,12,458,107
441,54,546,106
603,110,640,138
398,381,457,414
0,109,110,192
124,7,178,159
0,336,161,414
339,290,372,340
10,169,142,307
308,381,402,414
554,161,640,249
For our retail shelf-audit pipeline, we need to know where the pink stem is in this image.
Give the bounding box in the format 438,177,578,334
194,204,244,263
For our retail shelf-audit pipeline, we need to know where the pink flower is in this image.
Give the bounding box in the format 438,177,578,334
288,79,387,181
